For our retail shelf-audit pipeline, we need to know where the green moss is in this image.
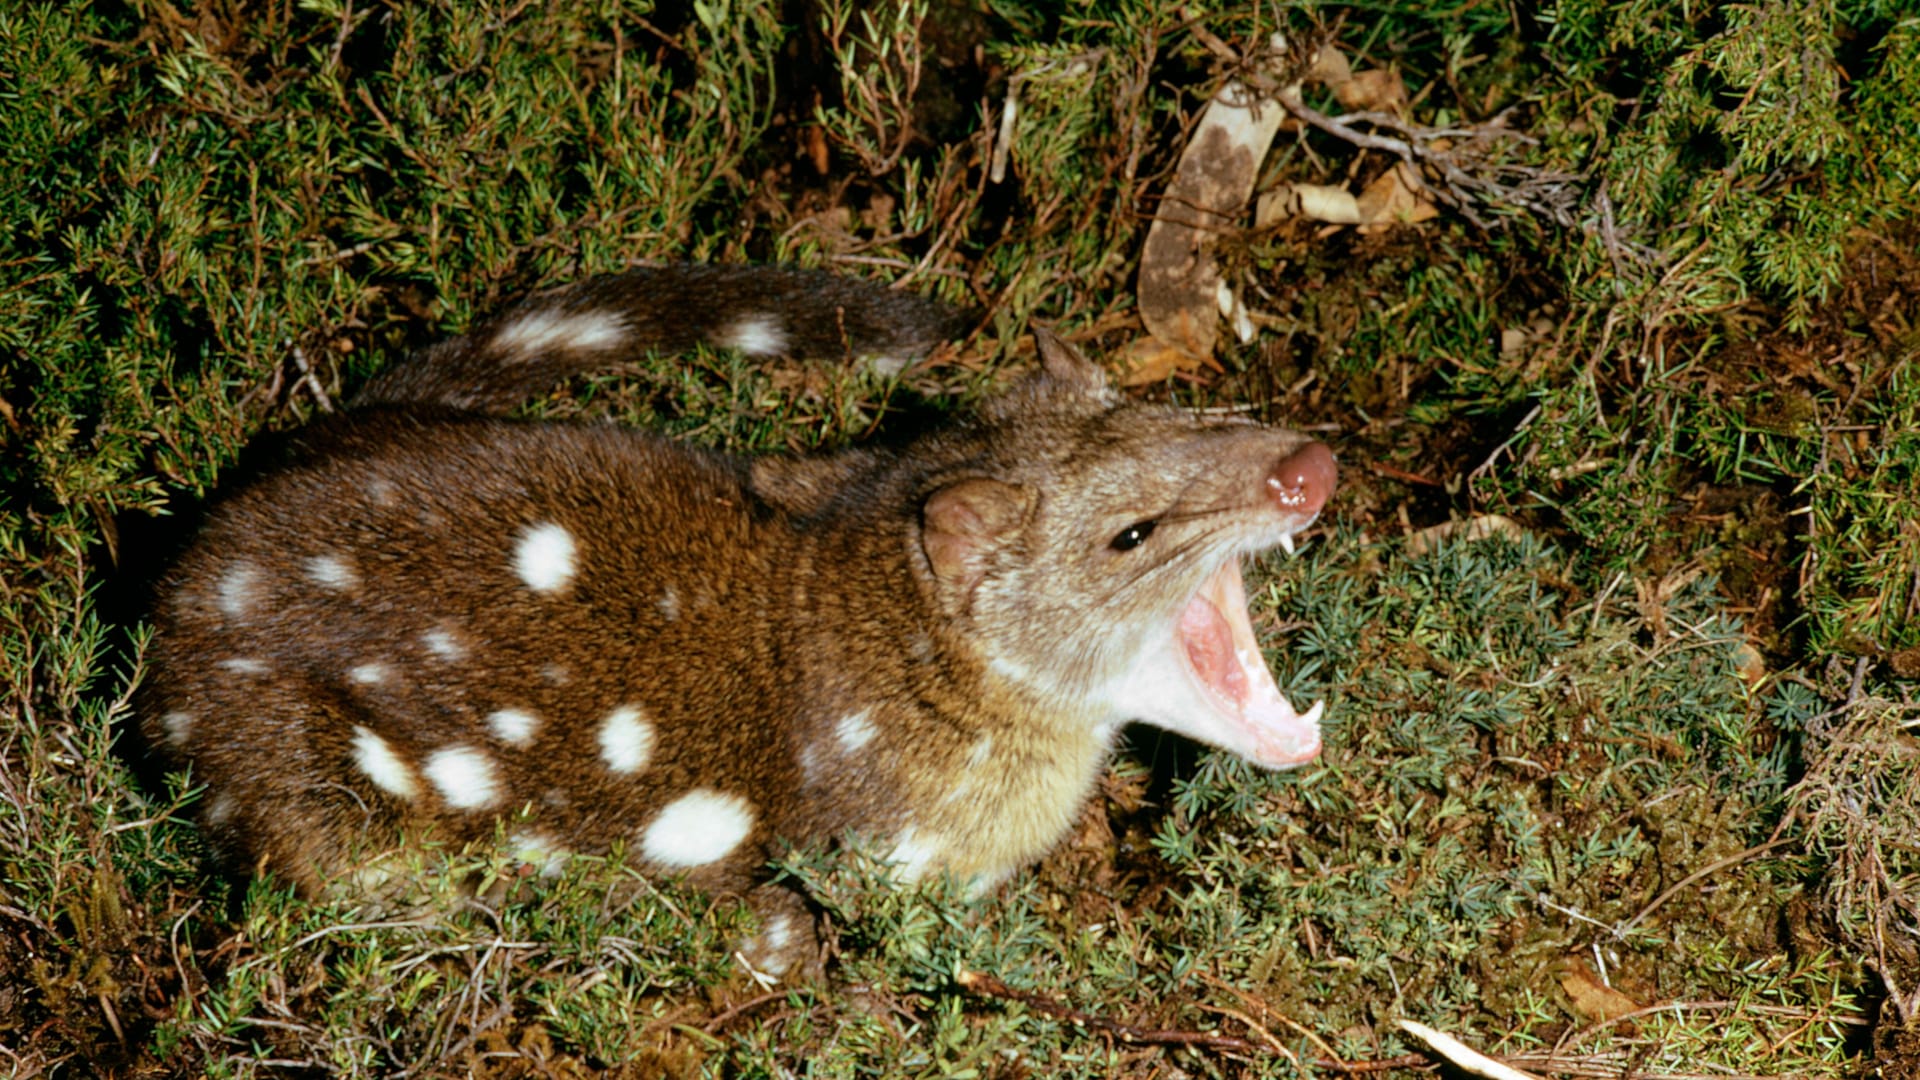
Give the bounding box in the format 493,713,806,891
3,0,1910,1073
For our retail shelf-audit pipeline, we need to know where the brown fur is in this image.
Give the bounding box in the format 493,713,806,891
138,266,1335,974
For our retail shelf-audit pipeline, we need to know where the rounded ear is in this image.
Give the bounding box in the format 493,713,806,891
1032,327,1110,399
921,478,1033,605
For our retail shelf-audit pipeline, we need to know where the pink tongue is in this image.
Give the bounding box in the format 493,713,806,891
1174,562,1323,765
1180,595,1248,705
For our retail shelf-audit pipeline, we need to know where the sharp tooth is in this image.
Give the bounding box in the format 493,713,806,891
1301,699,1326,729
1278,532,1297,556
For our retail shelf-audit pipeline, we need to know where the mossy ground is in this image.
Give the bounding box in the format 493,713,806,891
2,1,1916,1076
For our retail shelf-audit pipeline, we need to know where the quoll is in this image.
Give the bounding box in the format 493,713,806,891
138,264,1337,975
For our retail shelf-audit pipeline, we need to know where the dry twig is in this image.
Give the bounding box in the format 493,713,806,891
959,969,1432,1071
1269,90,1583,229
1177,19,1585,230
957,969,1266,1055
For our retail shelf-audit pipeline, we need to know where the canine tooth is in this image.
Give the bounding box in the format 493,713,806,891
1301,699,1326,728
1278,532,1296,556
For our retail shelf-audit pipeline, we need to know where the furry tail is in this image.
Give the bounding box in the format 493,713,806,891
353,265,969,414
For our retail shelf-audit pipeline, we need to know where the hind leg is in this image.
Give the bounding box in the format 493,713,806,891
734,883,822,983
147,675,452,900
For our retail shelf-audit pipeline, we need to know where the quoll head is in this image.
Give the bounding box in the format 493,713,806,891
915,331,1337,769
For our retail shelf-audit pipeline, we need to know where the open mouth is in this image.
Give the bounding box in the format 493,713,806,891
1174,556,1323,768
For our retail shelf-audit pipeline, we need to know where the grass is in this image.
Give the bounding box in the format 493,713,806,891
2,0,1917,1075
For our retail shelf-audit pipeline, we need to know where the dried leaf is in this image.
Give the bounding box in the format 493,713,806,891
1114,337,1197,387
1559,959,1644,1024
1253,187,1289,229
1308,44,1352,86
803,124,829,175
1732,640,1768,687
1139,35,1293,363
1406,515,1525,555
1335,67,1407,112
1219,280,1255,344
1356,162,1439,226
1263,183,1364,225
1260,164,1436,229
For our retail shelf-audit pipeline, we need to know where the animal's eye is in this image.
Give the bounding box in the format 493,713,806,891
1109,520,1157,551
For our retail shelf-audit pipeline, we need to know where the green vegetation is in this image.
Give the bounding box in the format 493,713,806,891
2,0,1915,1075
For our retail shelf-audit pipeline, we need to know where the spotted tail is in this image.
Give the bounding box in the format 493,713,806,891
353,265,970,415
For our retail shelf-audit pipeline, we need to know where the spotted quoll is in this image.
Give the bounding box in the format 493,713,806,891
138,264,1336,976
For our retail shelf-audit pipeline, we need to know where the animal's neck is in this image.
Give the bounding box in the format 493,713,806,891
905,668,1118,889
763,524,1117,888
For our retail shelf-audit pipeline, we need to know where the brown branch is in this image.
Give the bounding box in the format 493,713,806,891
1618,836,1797,934
1269,86,1583,230
957,970,1265,1054
702,990,787,1034
1199,974,1431,1074
1372,461,1445,488
958,969,1430,1072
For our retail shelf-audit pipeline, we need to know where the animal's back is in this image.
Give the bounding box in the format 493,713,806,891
147,416,815,894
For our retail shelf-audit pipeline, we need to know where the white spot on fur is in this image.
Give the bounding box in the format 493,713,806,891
350,865,396,893
641,789,755,867
366,478,398,507
887,826,942,882
599,705,655,774
799,742,824,783
218,657,268,675
218,563,260,617
835,709,876,752
508,830,568,877
657,587,680,621
352,727,416,799
762,912,796,954
492,309,626,355
741,911,799,978
513,522,576,594
424,746,499,810
716,314,788,356
487,708,539,747
540,663,572,685
305,554,357,590
205,792,236,825
422,628,465,661
349,662,389,686
161,711,193,745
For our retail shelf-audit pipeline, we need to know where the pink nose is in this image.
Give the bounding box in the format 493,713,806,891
1267,442,1337,518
